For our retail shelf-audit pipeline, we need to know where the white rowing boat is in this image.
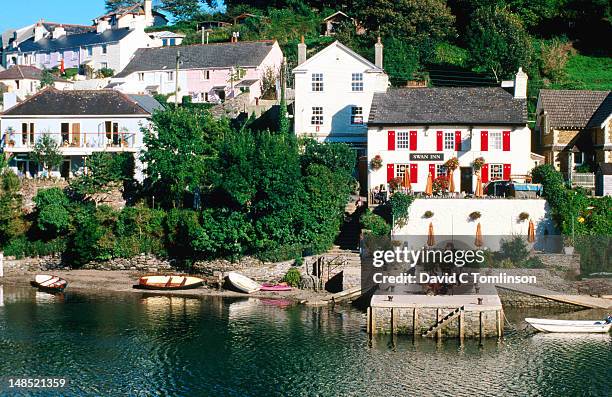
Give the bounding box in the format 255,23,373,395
31,275,68,292
525,317,612,333
136,275,204,290
226,272,261,294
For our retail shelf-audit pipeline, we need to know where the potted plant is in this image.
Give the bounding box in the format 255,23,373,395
469,211,481,221
473,157,485,174
388,177,403,191
518,212,529,222
370,155,383,170
423,210,434,219
563,237,574,255
432,175,449,195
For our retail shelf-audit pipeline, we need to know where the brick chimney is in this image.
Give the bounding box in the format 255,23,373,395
374,36,383,69
297,36,306,65
514,67,528,99
52,25,66,39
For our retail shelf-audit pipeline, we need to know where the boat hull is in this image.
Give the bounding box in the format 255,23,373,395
31,275,67,292
260,284,292,292
135,276,204,291
227,272,261,294
526,318,612,333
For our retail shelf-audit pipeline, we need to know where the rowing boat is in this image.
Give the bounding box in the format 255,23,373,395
30,275,68,292
525,317,612,333
226,272,261,294
136,275,204,290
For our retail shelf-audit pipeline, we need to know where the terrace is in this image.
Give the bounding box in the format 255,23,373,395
2,130,139,153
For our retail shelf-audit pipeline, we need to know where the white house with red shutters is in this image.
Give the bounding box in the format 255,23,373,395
367,69,533,194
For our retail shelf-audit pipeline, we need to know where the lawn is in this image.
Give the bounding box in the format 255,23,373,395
551,54,612,90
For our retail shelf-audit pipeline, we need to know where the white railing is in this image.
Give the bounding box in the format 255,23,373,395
2,132,138,150
572,173,595,188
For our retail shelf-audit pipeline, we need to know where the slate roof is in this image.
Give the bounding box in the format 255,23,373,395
5,28,132,53
539,89,612,129
1,23,94,49
369,87,527,126
1,88,160,116
115,41,277,77
127,94,165,114
0,65,67,82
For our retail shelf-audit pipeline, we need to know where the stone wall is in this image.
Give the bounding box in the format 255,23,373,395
534,253,580,275
496,286,580,308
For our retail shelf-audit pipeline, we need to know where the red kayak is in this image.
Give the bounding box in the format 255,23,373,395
260,283,292,292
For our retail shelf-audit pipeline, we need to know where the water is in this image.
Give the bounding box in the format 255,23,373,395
0,285,611,397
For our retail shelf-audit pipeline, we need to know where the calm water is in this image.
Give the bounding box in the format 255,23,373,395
0,285,611,397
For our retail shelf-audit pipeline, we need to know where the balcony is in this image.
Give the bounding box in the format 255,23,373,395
2,132,139,153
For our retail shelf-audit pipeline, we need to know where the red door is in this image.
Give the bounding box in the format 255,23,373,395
388,131,395,151
503,164,511,180
429,163,436,178
455,131,462,151
436,131,443,151
387,163,395,182
481,131,488,151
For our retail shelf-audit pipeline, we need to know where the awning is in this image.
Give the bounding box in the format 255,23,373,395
235,79,258,88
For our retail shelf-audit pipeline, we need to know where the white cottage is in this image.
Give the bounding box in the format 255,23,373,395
0,87,162,180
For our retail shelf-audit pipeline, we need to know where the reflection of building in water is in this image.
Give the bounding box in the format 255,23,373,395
0,285,3,307
139,295,202,318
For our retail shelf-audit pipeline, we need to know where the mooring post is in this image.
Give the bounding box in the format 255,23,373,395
479,311,484,339
436,308,442,339
366,307,371,334
459,310,465,339
0,251,3,278
371,307,376,334
497,310,503,337
391,308,398,334
412,308,418,336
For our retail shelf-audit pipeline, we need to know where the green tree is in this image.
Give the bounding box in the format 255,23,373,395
0,171,26,248
68,152,131,205
39,69,55,88
29,134,63,177
33,188,71,236
161,0,201,20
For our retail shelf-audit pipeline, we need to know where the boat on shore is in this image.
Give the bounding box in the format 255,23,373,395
526,317,612,333
135,275,204,290
226,272,261,294
260,283,292,292
30,275,68,292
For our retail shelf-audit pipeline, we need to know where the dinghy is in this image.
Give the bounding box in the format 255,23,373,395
136,275,204,290
525,317,612,333
260,283,292,292
226,272,261,294
30,275,68,292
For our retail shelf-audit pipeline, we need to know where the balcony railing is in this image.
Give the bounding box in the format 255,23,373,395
2,132,138,150
571,172,595,188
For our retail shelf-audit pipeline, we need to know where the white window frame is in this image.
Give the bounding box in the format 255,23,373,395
436,164,447,177
138,72,145,81
311,73,323,92
573,152,584,165
350,106,363,125
311,107,323,125
444,131,454,150
489,131,502,150
396,131,410,149
167,71,175,82
490,164,503,181
351,73,364,92
395,164,410,179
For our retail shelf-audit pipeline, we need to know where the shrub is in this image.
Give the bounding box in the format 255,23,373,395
389,192,415,226
523,256,545,269
423,210,434,219
282,267,302,287
498,236,529,264
361,210,391,237
33,188,71,236
469,211,481,221
518,212,530,222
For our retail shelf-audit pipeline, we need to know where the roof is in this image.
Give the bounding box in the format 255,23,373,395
1,88,161,116
1,22,94,49
127,94,164,113
0,65,68,82
6,28,132,53
150,30,186,38
539,89,612,129
369,87,527,126
323,11,352,21
115,41,278,77
235,79,259,87
97,4,167,21
596,162,612,175
292,41,383,73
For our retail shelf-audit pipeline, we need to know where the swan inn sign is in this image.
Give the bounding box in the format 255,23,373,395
409,153,445,161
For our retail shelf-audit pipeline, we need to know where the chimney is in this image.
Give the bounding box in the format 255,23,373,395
375,36,383,69
514,67,528,99
34,22,45,42
52,25,66,39
297,36,306,65
144,0,153,25
97,19,110,33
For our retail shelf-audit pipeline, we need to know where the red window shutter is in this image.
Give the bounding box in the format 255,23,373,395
436,131,443,151
455,130,462,151
410,164,418,183
409,130,417,151
503,131,511,151
503,164,511,180
481,164,489,183
387,130,395,151
481,131,488,151
387,163,395,182
429,163,436,178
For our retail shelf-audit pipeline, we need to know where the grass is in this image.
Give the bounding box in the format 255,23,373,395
550,54,612,90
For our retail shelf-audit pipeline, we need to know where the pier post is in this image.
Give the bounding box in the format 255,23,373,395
412,308,418,336
459,310,465,339
391,308,398,334
436,309,442,339
497,310,503,337
366,307,371,334
479,312,484,339
371,308,377,334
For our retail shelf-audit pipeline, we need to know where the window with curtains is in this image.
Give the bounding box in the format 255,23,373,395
396,131,410,148
311,73,323,91
490,131,502,150
350,107,363,124
351,73,363,91
311,107,323,125
444,131,454,150
436,164,447,177
490,164,503,181
395,164,410,178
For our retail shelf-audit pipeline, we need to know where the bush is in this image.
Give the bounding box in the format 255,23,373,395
282,267,302,287
361,210,390,237
523,256,545,269
3,237,66,259
33,188,71,236
498,236,529,264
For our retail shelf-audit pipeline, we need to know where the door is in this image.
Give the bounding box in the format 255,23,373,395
71,123,81,147
61,123,70,145
358,155,368,196
60,159,70,179
460,167,473,194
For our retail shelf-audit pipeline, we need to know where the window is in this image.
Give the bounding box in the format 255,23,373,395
436,164,447,177
138,73,145,81
311,73,323,91
311,107,323,125
58,52,64,60
395,164,410,179
167,71,174,81
490,164,503,181
87,47,93,57
202,92,209,102
351,73,363,91
105,121,119,146
350,107,363,125
489,131,502,150
573,152,584,165
162,39,168,46
444,131,455,150
61,123,70,144
21,123,34,146
169,38,176,46
202,70,210,80
396,131,410,149
102,45,107,54
100,62,108,69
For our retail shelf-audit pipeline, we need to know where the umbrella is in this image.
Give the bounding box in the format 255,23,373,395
475,174,484,198
475,222,483,247
449,169,455,193
402,168,411,190
425,172,433,196
527,219,535,243
427,222,435,247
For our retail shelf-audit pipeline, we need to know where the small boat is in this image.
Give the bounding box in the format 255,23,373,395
260,283,292,292
226,272,261,294
135,275,204,290
525,317,612,333
30,275,68,292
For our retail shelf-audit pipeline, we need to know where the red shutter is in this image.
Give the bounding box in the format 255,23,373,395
503,164,511,180
502,130,511,151
481,164,489,183
436,131,443,151
387,163,395,182
409,130,417,150
429,163,436,178
410,164,418,183
387,130,395,151
455,130,462,151
481,131,488,151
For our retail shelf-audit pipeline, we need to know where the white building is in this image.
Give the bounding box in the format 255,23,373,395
0,87,162,180
292,39,389,152
367,69,533,194
0,65,73,106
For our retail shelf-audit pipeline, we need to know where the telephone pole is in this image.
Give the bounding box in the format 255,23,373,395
174,50,181,108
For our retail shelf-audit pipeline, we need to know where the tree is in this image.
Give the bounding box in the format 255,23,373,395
33,188,71,236
29,134,63,177
466,5,533,80
278,62,289,134
161,0,201,20
0,171,26,248
39,69,55,89
104,0,140,12
68,152,132,205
